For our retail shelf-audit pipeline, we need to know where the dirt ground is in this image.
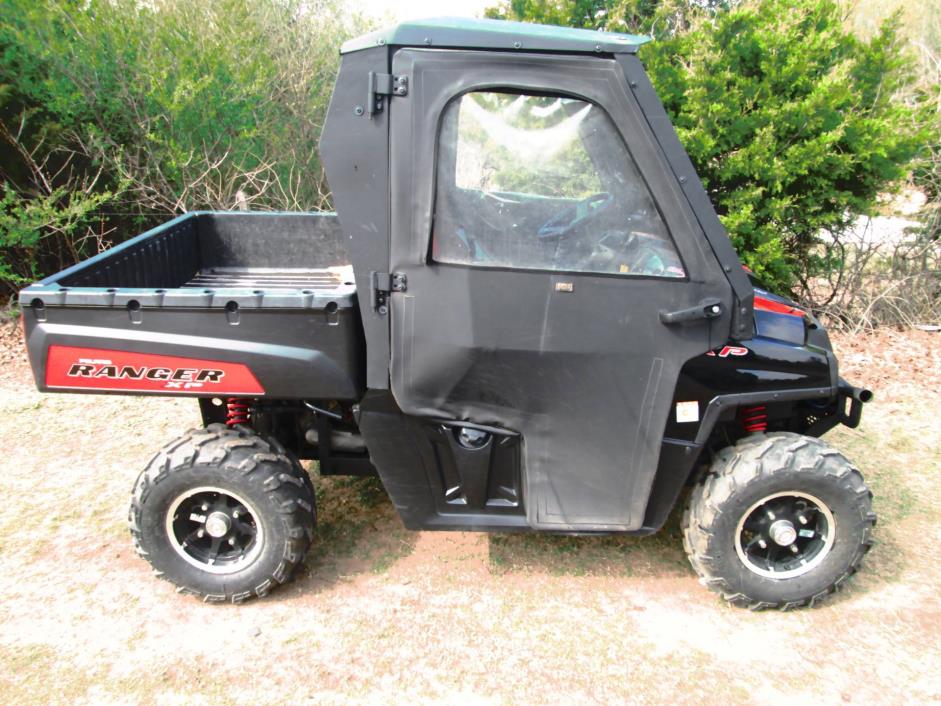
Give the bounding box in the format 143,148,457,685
0,320,939,705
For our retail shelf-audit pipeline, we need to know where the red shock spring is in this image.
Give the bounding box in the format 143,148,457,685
740,405,768,433
226,398,252,427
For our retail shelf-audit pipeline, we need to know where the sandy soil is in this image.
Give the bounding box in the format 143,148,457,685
0,319,939,705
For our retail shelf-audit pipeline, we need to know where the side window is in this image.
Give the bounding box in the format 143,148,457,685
432,91,685,278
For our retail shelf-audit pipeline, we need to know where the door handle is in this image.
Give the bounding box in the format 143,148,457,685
660,298,722,325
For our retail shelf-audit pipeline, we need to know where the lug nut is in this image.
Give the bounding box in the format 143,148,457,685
197,529,205,538
769,519,798,546
228,537,236,546
766,510,776,521
758,539,767,549
797,515,808,525
789,544,799,554
201,504,209,512
233,511,239,519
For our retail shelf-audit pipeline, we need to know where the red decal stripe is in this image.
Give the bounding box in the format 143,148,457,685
754,295,804,318
45,346,264,395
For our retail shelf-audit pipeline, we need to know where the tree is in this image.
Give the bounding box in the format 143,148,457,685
0,0,364,295
485,0,639,31
485,0,927,293
485,0,728,35
0,4,122,291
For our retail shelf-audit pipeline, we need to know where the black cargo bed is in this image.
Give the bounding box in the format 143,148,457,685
19,212,365,400
20,211,356,309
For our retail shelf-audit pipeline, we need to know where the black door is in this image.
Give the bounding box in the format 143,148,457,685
389,49,734,531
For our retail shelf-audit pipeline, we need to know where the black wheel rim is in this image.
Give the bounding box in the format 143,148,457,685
165,486,264,575
734,491,836,579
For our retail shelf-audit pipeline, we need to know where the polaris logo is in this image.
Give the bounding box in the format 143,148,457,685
68,362,225,384
706,345,749,358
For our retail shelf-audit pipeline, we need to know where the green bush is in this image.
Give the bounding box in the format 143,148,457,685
487,0,929,293
0,0,362,296
0,0,930,299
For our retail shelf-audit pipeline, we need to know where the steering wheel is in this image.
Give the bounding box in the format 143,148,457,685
537,192,613,241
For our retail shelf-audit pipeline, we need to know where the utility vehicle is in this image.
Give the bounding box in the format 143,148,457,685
19,18,876,609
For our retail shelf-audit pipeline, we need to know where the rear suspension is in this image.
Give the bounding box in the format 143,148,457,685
226,398,252,427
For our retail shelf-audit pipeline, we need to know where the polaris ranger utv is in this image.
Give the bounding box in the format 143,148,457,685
18,18,876,609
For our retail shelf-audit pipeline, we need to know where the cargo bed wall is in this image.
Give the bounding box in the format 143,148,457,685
52,211,350,291
58,215,201,289
19,212,365,401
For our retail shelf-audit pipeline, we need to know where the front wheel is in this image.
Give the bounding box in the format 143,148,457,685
128,424,315,603
683,432,876,610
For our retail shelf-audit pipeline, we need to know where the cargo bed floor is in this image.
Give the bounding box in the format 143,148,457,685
183,267,354,291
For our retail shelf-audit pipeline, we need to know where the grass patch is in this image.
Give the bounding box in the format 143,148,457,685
0,641,242,705
488,509,689,578
306,473,415,575
0,643,95,704
831,398,939,523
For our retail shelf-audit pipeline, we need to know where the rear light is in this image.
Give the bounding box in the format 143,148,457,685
753,295,804,318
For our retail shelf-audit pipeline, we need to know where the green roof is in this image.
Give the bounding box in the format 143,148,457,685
341,16,650,55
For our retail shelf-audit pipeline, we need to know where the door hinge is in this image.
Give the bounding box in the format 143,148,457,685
370,271,407,314
366,72,408,118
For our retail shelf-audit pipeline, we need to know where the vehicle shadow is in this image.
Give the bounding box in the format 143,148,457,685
280,478,896,599
486,499,692,579
284,475,418,597
285,479,694,596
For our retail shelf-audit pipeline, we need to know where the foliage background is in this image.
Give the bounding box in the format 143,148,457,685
0,0,937,320
0,0,360,294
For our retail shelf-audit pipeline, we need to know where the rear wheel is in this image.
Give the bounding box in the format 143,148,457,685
683,432,876,609
129,424,315,602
